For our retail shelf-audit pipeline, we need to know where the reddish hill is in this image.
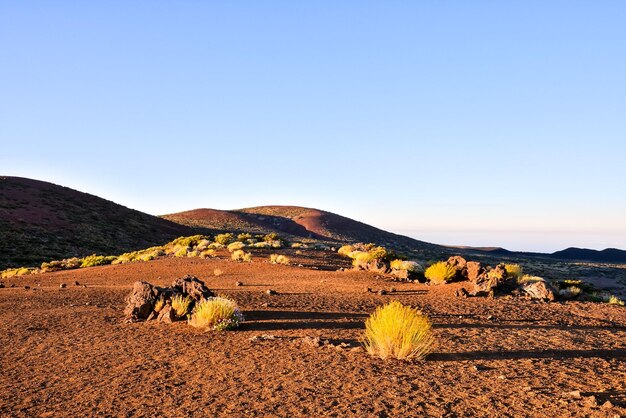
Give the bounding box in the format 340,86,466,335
0,176,195,269
163,205,440,252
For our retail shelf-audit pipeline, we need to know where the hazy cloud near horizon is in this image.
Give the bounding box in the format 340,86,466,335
1,1,625,252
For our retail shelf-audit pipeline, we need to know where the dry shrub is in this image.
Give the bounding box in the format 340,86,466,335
231,250,252,262
362,301,433,360
227,241,246,252
189,297,244,331
270,254,290,265
504,264,523,280
424,261,456,284
171,294,192,317
338,245,354,257
390,260,423,273
154,296,165,313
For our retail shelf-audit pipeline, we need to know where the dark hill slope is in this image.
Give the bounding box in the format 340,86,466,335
163,205,441,253
0,177,195,269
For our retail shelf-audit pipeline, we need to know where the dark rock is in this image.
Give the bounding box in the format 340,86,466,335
157,304,176,323
74,281,80,286
466,261,485,283
124,281,159,322
447,256,467,278
235,281,243,286
24,286,30,290
378,289,387,296
171,275,214,301
366,287,373,293
389,287,396,293
59,283,67,289
0,282,4,288
266,289,278,295
471,264,510,295
522,281,556,301
455,288,470,298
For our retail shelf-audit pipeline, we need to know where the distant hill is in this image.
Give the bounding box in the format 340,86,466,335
0,177,195,269
162,205,440,253
550,247,626,263
455,245,626,264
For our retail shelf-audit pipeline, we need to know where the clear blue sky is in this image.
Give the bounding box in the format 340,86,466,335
1,1,625,252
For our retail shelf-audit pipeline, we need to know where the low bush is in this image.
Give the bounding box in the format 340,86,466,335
231,250,252,262
424,261,456,284
237,233,252,242
0,267,36,278
200,249,216,259
253,242,270,248
227,241,246,252
214,233,234,245
189,296,244,330
517,275,545,285
154,296,165,313
390,260,424,273
171,294,193,317
504,264,523,280
270,254,290,265
174,247,189,258
362,301,433,360
79,255,117,268
337,245,354,257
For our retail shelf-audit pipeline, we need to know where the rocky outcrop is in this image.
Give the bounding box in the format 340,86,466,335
522,281,557,301
124,281,159,322
123,276,214,323
466,261,486,283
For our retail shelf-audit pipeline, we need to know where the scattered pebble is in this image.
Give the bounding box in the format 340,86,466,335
568,390,582,399
602,400,614,409
74,281,80,286
266,289,278,296
235,281,243,286
24,286,30,290
249,334,276,342
378,289,387,296
366,287,372,293
389,287,396,293
59,283,67,289
497,375,506,380
0,283,5,288
585,395,598,407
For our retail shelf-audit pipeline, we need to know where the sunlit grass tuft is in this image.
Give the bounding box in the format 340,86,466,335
362,301,434,360
189,297,244,331
424,261,456,284
171,294,193,317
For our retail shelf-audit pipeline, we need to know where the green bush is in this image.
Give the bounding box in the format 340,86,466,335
215,233,234,245
80,254,116,268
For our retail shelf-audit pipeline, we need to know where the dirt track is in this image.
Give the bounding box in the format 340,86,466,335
2,255,626,417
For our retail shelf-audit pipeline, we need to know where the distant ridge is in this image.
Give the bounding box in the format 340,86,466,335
456,245,626,264
0,177,195,269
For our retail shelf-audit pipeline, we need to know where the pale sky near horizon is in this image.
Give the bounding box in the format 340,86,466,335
1,1,625,252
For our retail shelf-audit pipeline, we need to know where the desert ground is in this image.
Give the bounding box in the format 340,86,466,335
1,249,626,417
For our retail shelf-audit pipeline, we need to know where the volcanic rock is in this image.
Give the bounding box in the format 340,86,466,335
171,275,214,301
124,281,159,322
522,281,556,301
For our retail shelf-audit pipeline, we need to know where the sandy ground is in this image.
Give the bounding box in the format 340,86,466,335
1,253,626,417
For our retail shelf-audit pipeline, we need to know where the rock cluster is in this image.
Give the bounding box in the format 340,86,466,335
124,275,215,323
447,256,557,301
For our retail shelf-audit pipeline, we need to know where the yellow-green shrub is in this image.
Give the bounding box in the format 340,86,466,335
517,274,544,285
80,255,116,268
237,233,252,242
362,301,434,360
227,241,246,252
338,245,354,257
154,296,165,313
504,264,523,280
390,260,423,273
189,297,244,330
171,294,192,317
424,261,456,284
174,247,189,258
200,249,216,259
215,233,234,245
231,250,252,262
270,254,290,265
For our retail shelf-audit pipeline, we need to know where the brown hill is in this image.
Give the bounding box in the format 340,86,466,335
163,205,441,253
0,176,195,269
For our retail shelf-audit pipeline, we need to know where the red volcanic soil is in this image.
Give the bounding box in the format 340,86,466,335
1,250,626,417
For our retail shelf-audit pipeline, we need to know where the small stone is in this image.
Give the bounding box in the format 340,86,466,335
24,286,30,290
568,390,582,399
366,287,372,292
389,287,396,293
455,288,470,298
82,284,87,288
235,281,243,286
585,395,598,407
59,283,67,289
261,303,269,308
378,289,387,296
74,281,80,286
266,289,278,295
497,375,506,380
0,283,5,288
523,386,532,392
602,400,614,409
